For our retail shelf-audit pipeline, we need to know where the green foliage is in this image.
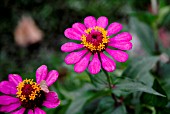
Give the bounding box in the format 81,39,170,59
141,79,168,107
94,97,115,114
1,0,170,114
113,78,165,97
122,56,159,86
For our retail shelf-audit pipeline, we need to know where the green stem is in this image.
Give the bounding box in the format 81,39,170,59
143,105,156,114
102,69,121,107
103,69,112,89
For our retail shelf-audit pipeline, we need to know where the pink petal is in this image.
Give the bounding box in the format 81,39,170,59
106,48,128,62
8,74,22,86
74,53,91,73
45,70,59,87
108,42,132,50
43,91,60,108
0,102,20,113
44,91,59,101
109,32,132,42
0,95,19,105
88,53,101,74
64,28,82,40
0,81,17,95
97,16,108,28
28,109,34,114
107,22,123,36
36,65,48,84
61,42,84,52
65,50,87,65
84,16,96,28
11,108,26,114
100,52,116,72
34,107,46,114
72,23,86,35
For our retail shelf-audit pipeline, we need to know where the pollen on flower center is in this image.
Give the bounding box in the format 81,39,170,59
81,26,109,53
16,79,45,109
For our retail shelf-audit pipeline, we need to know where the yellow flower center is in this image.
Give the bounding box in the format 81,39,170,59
16,79,45,109
16,79,41,101
81,26,109,53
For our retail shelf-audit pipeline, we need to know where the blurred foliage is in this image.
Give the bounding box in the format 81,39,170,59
0,0,170,114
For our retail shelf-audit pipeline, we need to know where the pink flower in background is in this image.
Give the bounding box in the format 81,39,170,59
0,65,60,114
14,15,44,47
158,27,170,48
61,16,132,74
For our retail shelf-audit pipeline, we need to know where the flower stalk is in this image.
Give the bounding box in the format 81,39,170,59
102,69,121,107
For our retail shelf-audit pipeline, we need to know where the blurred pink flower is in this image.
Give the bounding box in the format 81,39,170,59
158,27,170,48
0,65,60,114
61,16,132,74
14,15,43,47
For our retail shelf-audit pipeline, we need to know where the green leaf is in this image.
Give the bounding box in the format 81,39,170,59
157,6,170,26
95,97,114,114
65,91,94,114
159,63,170,98
113,78,165,97
86,70,108,89
141,79,168,107
123,56,159,77
131,12,157,26
129,17,155,54
122,56,159,86
63,83,108,114
89,97,127,114
111,105,127,114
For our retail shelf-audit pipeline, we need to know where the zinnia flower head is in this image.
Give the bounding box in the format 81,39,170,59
61,16,132,74
0,65,60,114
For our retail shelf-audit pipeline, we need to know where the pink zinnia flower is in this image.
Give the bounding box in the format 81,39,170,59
61,16,132,74
0,65,60,114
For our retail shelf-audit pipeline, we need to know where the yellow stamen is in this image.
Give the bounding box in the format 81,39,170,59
20,95,26,101
16,79,41,101
85,28,92,34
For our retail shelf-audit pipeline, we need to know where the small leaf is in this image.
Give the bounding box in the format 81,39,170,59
141,79,168,107
113,78,165,97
